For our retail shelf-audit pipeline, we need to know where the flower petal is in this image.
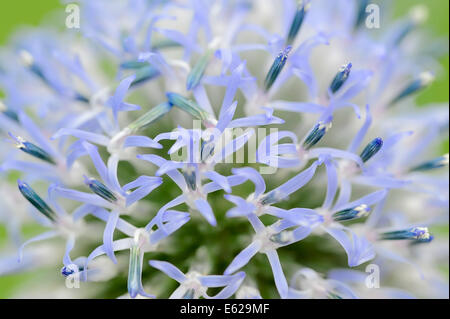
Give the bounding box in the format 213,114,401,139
194,198,217,226
266,250,288,299
149,260,187,283
224,241,261,275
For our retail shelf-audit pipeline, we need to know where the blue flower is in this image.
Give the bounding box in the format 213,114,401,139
222,160,324,298
149,260,245,299
83,210,190,298
52,141,162,263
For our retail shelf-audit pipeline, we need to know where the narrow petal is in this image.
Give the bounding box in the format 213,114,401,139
192,84,215,115
84,238,134,280
82,141,109,184
229,112,284,128
309,147,363,167
266,250,288,299
224,241,261,275
52,186,113,208
125,177,162,207
137,154,188,191
145,194,186,231
291,226,313,242
203,171,231,193
1,160,55,178
149,260,187,283
90,207,137,237
199,273,240,287
52,128,109,146
348,104,372,153
212,129,254,163
202,272,246,299
150,213,190,244
353,175,410,188
194,198,217,226
333,189,388,213
123,136,162,149
323,158,338,210
18,231,58,262
103,210,120,264
325,227,375,267
107,154,122,194
231,167,266,197
72,204,97,221
335,179,352,209
270,101,326,113
63,236,76,266
269,160,320,201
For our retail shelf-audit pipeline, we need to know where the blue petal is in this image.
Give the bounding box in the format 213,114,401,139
231,167,266,197
63,236,76,266
323,158,339,210
84,238,134,281
123,135,162,149
202,272,246,299
194,198,217,226
149,260,187,283
333,189,388,213
137,154,188,191
266,250,288,299
224,241,261,275
269,160,320,201
216,101,237,133
107,154,123,194
192,85,215,116
325,227,375,267
309,147,363,167
203,171,231,193
229,109,284,128
82,141,109,185
270,101,326,113
125,177,162,207
103,210,120,264
90,207,137,237
52,186,114,208
211,129,254,163
18,231,58,262
348,104,372,153
52,128,110,146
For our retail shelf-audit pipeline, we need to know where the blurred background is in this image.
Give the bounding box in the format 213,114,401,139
0,0,448,298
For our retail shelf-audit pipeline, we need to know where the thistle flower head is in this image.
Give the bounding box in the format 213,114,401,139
0,0,447,300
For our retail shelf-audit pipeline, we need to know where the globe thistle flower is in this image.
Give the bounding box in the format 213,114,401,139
0,0,448,299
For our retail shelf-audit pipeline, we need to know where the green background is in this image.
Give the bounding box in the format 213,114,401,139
0,0,448,298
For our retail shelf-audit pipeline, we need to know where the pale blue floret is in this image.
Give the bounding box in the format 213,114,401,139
149,260,246,299
52,141,162,263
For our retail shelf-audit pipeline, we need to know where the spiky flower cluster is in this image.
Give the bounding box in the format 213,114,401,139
0,0,448,299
